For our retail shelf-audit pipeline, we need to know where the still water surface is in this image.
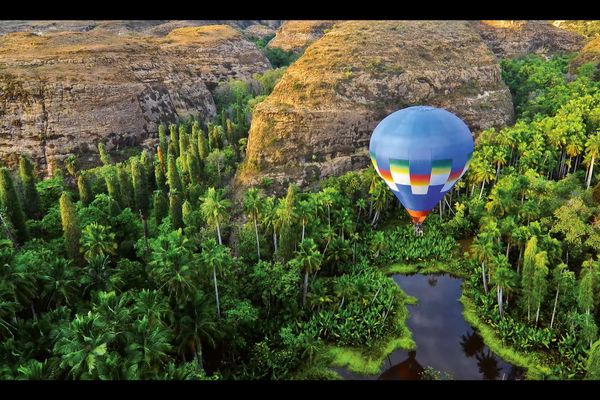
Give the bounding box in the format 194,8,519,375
336,274,525,380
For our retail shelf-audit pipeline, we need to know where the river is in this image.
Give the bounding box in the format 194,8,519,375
335,273,525,380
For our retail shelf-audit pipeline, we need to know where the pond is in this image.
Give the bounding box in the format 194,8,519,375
335,274,525,380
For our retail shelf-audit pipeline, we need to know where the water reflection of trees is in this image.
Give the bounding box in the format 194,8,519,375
427,277,438,287
461,329,502,380
476,349,501,380
378,351,424,380
460,329,485,358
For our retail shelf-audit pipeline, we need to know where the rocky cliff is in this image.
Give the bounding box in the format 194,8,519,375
0,25,271,174
0,20,283,37
236,20,515,194
473,20,585,58
570,36,600,75
267,20,336,52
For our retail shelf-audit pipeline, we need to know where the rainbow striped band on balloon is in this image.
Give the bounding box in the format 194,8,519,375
370,151,473,223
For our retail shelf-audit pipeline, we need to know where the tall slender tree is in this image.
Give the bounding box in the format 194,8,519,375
199,187,230,245
243,188,263,260
169,192,184,230
131,158,149,217
532,251,548,326
521,236,538,321
18,155,41,219
0,167,28,244
59,192,81,264
98,142,112,166
584,131,600,189
200,239,231,318
77,173,92,207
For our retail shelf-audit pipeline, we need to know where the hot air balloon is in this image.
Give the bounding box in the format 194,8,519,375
369,106,474,235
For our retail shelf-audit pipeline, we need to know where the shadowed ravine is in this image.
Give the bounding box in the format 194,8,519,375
335,274,525,380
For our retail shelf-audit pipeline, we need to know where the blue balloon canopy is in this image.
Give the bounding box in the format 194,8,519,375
369,106,474,224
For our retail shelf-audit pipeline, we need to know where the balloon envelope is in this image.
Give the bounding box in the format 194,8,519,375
369,106,474,224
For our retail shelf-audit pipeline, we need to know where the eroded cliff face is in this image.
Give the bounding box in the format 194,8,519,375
0,20,284,37
236,20,515,195
0,25,271,174
473,20,585,58
267,20,336,52
570,36,600,75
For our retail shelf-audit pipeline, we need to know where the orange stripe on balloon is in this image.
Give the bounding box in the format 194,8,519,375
380,169,393,182
448,169,463,181
406,209,429,224
410,174,430,186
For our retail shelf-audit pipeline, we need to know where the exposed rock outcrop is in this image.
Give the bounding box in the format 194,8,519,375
473,20,585,58
0,20,284,37
0,25,271,174
570,36,600,75
267,20,336,52
236,20,515,195
243,24,277,39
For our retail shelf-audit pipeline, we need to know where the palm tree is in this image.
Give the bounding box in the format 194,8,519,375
584,131,600,189
296,200,312,242
176,292,218,369
148,229,199,305
370,231,387,258
499,216,517,259
492,147,508,180
338,209,354,241
369,178,390,225
491,257,515,319
295,239,323,307
532,251,549,326
42,258,78,309
319,187,337,228
355,198,367,225
471,158,496,200
470,234,494,294
261,197,279,254
200,239,231,318
54,311,115,379
80,223,117,262
550,263,574,330
199,187,231,245
243,188,263,260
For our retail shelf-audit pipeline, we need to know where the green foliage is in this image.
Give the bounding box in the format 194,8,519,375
131,158,149,217
18,155,41,219
59,192,81,263
264,47,300,68
98,142,112,166
0,167,28,244
77,174,92,207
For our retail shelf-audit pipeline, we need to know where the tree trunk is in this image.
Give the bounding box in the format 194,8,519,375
213,266,221,318
535,302,541,326
302,267,309,307
371,210,379,226
253,215,260,260
498,285,503,319
482,261,488,294
273,230,278,253
479,180,486,200
550,286,559,330
587,155,595,189
506,242,510,259
216,220,222,245
327,205,331,228
301,220,305,242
